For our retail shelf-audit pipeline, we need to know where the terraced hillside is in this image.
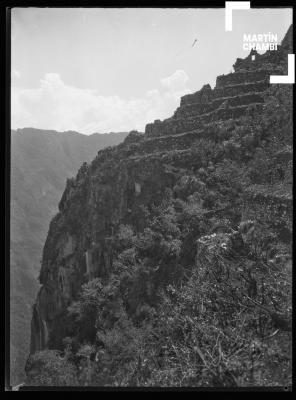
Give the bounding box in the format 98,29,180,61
26,26,292,387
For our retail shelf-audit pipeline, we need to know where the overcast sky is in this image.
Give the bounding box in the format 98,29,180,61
11,7,292,134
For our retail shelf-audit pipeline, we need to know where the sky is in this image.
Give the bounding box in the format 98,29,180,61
11,7,292,134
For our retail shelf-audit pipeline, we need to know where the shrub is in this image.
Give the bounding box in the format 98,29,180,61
25,350,78,386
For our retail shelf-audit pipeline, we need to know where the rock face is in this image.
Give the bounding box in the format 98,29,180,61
29,26,293,356
10,128,128,385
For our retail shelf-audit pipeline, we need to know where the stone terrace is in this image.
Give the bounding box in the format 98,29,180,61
144,47,286,139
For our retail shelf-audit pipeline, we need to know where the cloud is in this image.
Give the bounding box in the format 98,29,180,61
11,71,191,134
161,69,189,92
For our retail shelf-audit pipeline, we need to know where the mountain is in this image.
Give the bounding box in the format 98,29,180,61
10,128,128,386
26,25,292,387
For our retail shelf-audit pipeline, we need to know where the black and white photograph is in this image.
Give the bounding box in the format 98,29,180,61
7,4,293,390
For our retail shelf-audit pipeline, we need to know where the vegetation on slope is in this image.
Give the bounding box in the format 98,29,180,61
10,129,127,386
26,84,292,387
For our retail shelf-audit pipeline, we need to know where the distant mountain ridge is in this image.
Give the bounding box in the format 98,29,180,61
26,25,292,387
10,128,128,386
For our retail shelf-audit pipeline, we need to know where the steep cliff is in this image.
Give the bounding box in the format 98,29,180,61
27,26,292,387
10,129,128,386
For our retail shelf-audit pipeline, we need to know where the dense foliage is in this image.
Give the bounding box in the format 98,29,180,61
26,85,292,387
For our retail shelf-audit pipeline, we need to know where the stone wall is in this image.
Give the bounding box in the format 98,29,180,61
29,25,293,359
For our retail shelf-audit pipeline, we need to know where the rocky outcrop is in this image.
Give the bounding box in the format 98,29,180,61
30,301,48,354
10,128,129,386
29,25,293,356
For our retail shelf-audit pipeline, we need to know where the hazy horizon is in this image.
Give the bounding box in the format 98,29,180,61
12,126,129,135
11,7,292,135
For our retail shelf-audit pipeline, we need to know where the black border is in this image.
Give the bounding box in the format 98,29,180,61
3,0,295,392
